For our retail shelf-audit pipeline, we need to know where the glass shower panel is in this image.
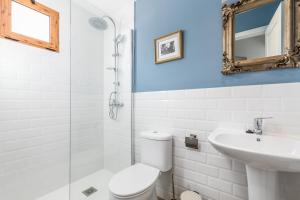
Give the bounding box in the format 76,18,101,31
70,0,133,199
0,0,70,199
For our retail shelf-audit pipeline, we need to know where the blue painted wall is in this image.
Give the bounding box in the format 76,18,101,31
134,0,300,92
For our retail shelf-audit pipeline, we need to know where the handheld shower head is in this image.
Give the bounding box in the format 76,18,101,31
115,34,125,44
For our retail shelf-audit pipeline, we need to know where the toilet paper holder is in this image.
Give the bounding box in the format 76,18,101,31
185,134,199,150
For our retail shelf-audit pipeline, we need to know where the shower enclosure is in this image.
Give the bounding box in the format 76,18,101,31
0,0,134,199
70,0,134,199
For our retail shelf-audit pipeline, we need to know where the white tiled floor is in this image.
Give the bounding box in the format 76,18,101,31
38,170,114,200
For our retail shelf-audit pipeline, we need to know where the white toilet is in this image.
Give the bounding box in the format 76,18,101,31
109,131,173,200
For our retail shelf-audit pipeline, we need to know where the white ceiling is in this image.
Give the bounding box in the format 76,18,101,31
84,0,133,15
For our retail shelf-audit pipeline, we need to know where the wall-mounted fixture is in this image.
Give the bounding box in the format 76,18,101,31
0,0,59,52
88,15,124,120
222,0,300,75
185,134,199,150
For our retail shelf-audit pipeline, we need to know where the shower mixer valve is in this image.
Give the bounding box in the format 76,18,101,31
109,100,124,108
112,53,120,57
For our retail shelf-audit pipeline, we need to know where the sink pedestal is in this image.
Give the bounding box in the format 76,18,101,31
246,165,280,200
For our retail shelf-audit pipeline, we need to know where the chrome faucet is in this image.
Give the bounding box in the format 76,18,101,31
246,117,273,135
253,117,273,135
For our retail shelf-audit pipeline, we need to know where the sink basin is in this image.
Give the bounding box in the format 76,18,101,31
208,128,300,200
208,128,300,172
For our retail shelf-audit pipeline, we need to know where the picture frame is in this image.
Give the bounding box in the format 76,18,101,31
0,0,60,52
155,30,183,64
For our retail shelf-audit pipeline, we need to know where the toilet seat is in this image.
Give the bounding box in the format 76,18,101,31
109,163,160,198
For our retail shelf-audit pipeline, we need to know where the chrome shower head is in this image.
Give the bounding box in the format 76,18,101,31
89,17,108,30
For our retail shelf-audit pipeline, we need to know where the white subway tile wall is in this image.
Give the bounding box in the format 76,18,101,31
134,83,300,200
0,1,134,199
0,0,70,199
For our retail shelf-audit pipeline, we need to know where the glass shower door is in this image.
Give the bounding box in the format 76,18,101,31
70,0,134,199
0,0,71,199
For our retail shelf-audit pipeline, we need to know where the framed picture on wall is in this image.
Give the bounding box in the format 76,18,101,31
155,30,183,64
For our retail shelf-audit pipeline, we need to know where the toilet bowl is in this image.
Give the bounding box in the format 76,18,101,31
109,163,160,200
109,131,173,200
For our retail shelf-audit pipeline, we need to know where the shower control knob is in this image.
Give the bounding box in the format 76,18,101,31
106,67,117,71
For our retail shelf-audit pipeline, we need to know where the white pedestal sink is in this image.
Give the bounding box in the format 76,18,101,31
208,128,300,200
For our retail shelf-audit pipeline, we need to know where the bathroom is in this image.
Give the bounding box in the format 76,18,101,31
1,0,300,200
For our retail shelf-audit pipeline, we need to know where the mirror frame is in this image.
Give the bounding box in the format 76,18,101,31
0,0,59,52
222,0,300,75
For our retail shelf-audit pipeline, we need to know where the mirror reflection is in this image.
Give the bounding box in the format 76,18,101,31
235,0,284,61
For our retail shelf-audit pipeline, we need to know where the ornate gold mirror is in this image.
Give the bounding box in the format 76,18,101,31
222,0,300,75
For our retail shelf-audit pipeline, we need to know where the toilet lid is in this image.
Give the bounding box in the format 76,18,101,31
109,163,160,197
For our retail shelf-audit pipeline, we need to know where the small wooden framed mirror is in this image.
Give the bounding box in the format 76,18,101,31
222,0,300,75
0,0,59,52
